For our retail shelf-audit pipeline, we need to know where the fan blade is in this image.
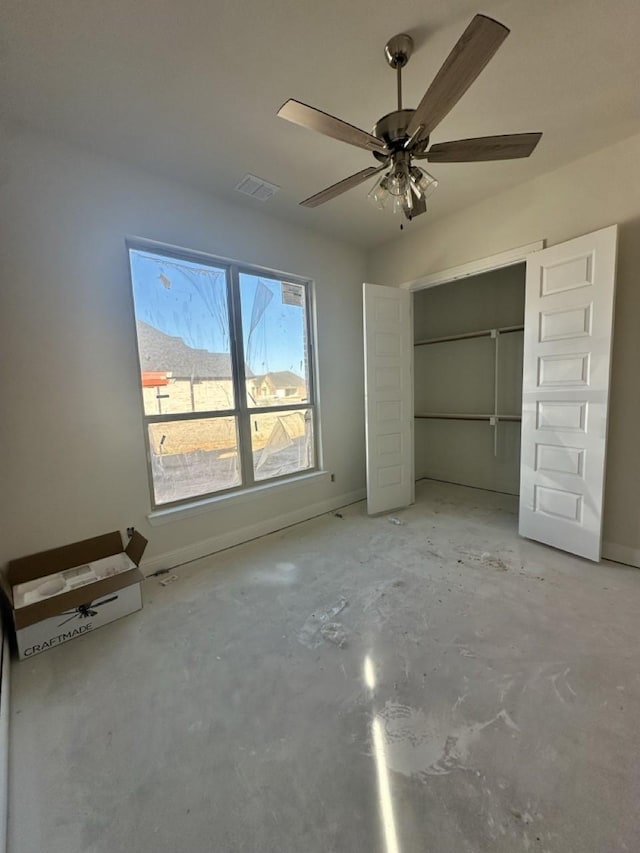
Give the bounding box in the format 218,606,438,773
278,99,388,154
300,166,385,208
406,15,509,140
427,132,542,162
93,595,119,607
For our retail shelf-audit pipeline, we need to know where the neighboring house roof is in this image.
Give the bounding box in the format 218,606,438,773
251,371,306,390
136,320,252,378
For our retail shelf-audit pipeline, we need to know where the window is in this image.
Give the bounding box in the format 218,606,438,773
128,243,317,508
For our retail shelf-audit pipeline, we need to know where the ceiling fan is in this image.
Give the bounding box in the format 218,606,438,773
277,14,542,221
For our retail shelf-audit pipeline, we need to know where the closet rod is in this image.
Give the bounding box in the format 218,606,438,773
414,324,524,347
414,413,522,422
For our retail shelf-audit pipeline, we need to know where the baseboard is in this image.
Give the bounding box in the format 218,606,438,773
416,475,518,498
141,487,366,575
602,541,640,569
0,623,9,853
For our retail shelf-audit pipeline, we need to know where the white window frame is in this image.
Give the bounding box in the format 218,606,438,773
127,238,320,512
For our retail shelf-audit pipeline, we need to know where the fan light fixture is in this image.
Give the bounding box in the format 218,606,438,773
368,165,438,218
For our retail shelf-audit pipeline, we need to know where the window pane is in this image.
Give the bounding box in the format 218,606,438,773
250,409,314,481
129,250,234,415
148,417,241,505
239,274,310,408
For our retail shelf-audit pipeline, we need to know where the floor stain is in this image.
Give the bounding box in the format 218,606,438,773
297,599,348,649
375,700,520,779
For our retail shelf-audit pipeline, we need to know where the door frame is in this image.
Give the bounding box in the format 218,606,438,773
401,241,545,293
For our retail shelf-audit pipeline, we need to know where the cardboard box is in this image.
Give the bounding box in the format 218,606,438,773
1,531,147,659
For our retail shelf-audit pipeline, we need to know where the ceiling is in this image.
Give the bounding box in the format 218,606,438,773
2,0,639,248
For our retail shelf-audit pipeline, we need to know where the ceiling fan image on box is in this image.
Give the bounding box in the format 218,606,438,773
58,595,119,627
278,14,542,221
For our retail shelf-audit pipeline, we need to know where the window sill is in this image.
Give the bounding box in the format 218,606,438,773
147,470,331,526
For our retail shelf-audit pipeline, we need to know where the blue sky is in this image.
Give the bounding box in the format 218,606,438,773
129,249,307,377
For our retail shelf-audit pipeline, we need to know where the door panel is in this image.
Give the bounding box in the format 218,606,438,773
363,283,413,515
519,225,618,561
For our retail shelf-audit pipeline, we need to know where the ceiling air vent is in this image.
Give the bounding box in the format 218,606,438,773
234,174,280,202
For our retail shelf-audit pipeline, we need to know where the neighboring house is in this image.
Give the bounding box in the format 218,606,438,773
137,323,309,459
136,320,248,415
248,371,307,405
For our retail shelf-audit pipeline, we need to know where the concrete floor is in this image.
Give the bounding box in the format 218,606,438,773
9,480,640,853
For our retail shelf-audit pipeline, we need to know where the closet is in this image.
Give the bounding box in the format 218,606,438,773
364,225,618,561
413,263,526,495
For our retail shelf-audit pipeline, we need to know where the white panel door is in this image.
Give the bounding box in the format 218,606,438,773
519,225,618,560
363,283,414,515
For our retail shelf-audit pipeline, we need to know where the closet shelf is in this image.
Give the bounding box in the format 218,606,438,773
414,324,524,347
415,413,522,422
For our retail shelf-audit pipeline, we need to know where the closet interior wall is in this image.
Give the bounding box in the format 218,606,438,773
413,263,526,495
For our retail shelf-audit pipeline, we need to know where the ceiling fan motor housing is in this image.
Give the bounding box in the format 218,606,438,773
373,109,429,162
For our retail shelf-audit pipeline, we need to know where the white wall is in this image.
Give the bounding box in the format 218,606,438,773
368,131,640,564
0,130,367,570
